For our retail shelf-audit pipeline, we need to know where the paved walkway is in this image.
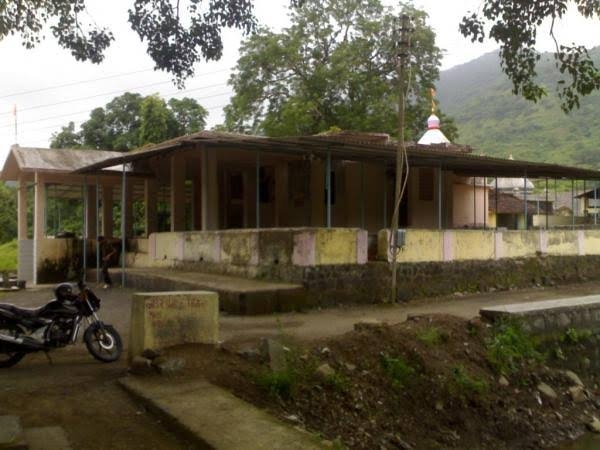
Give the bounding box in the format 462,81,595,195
120,378,324,450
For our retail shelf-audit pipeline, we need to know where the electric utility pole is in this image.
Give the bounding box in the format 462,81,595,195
390,14,411,303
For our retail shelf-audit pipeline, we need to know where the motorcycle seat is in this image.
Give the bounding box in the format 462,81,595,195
0,303,45,319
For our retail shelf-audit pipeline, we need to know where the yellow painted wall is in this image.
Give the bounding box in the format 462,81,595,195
584,230,600,254
545,230,578,255
315,228,358,265
453,230,495,260
501,231,539,258
377,229,444,262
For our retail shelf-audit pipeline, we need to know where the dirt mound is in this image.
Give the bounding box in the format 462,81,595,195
162,315,599,449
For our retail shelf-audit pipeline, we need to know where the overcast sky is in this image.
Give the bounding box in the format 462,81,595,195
0,0,598,163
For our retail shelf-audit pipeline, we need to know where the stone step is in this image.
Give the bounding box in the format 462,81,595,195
0,416,27,450
123,268,310,315
22,427,72,450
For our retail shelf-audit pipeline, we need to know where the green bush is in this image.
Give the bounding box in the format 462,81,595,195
256,369,297,399
451,365,488,397
380,354,416,388
486,319,542,375
417,326,447,346
562,327,592,345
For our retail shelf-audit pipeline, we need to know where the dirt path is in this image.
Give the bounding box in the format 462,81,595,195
1,280,600,449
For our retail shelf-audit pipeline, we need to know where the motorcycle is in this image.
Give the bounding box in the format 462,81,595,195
0,282,122,368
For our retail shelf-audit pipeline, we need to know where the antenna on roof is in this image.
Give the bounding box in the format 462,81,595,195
12,104,18,145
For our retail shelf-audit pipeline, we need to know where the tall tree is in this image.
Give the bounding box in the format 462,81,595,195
0,184,17,243
460,0,600,111
139,95,171,144
50,121,82,148
0,0,256,85
50,93,208,150
224,0,455,140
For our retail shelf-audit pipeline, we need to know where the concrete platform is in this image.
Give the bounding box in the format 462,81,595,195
122,268,308,315
480,294,600,333
23,427,72,450
119,377,324,450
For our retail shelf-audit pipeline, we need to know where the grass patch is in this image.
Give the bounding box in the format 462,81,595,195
562,327,592,345
380,353,416,388
0,240,17,271
417,326,447,346
486,318,542,375
256,369,297,399
451,365,488,397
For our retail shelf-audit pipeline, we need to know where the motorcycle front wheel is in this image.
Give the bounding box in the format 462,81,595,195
0,322,26,368
84,322,123,363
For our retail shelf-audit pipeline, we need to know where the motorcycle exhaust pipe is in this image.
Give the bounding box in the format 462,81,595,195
0,333,45,350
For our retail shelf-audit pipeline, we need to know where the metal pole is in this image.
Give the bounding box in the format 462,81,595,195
326,151,332,228
256,151,260,229
96,176,100,283
390,14,410,303
524,172,528,230
82,178,87,282
383,166,387,228
473,177,476,228
594,182,598,226
360,162,365,229
483,177,487,230
545,178,549,230
495,177,498,229
572,179,575,230
438,167,442,230
121,164,126,288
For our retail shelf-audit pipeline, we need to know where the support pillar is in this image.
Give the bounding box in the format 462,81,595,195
201,149,219,230
86,184,97,238
33,173,45,285
170,154,186,232
102,185,113,237
145,179,158,236
17,176,28,240
274,162,289,227
310,159,325,227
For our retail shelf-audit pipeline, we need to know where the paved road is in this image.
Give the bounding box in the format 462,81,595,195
2,280,600,449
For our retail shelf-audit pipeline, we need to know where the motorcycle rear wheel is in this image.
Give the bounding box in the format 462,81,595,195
0,322,26,368
84,323,122,363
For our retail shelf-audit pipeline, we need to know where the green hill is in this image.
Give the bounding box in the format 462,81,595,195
437,48,600,168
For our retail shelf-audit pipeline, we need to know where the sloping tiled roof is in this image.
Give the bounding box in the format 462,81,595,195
488,191,552,215
73,130,600,180
0,145,125,181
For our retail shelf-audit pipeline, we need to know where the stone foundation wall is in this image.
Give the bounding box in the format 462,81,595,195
177,255,600,306
299,255,600,306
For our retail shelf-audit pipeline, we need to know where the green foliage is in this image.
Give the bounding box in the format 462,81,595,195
139,95,171,145
0,240,18,271
224,0,458,140
416,326,447,346
0,184,17,244
1,0,256,85
256,369,297,399
50,93,208,150
437,48,600,168
450,365,488,398
324,372,349,392
562,327,592,345
486,319,542,375
459,0,600,111
380,353,416,388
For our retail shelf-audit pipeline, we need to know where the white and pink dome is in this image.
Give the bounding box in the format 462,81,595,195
417,114,450,145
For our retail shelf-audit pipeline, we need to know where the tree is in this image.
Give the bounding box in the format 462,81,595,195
224,0,456,140
460,1,600,112
0,0,256,85
0,184,17,243
50,92,208,150
139,95,171,144
50,121,82,148
168,97,208,135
